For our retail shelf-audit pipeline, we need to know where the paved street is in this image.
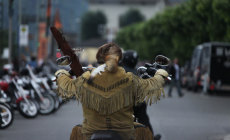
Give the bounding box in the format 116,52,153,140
0,86,230,140
149,87,230,140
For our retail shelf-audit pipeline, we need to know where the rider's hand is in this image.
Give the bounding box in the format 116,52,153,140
155,69,168,79
55,69,71,78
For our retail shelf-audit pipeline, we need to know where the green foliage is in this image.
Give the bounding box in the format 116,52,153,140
81,10,107,40
119,8,145,28
115,0,230,65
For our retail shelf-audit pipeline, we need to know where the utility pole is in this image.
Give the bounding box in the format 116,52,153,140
18,0,21,64
0,0,3,54
35,0,39,51
46,0,51,37
18,0,21,25
0,0,3,29
8,0,14,64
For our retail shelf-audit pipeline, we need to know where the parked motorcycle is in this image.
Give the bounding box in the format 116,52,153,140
33,69,62,111
0,89,14,129
11,78,39,118
0,73,39,118
20,66,56,115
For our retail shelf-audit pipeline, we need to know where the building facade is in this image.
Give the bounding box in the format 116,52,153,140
88,0,187,41
1,0,88,60
88,0,166,40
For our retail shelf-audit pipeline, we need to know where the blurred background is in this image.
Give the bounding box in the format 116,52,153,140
1,0,230,72
1,0,230,66
0,0,190,69
1,0,230,140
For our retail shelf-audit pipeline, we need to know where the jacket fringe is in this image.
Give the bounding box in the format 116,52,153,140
70,125,87,140
57,73,165,115
134,123,153,140
136,87,165,106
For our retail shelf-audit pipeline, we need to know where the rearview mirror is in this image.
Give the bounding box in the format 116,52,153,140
155,55,170,66
56,56,72,66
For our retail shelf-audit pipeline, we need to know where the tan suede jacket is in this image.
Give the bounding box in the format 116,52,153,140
56,67,166,139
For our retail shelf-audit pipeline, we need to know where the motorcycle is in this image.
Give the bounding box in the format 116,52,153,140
137,55,171,80
27,65,61,111
19,66,56,115
135,55,170,140
0,89,14,129
56,55,170,140
11,78,39,118
0,71,39,118
38,77,61,111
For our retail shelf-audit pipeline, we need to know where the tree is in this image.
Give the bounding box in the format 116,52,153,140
81,11,107,41
116,0,230,64
119,8,145,28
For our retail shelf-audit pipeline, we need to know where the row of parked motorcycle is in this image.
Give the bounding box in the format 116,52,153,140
0,65,63,129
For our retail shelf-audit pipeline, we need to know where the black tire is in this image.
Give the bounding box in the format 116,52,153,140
38,94,55,115
49,91,60,111
18,99,38,118
0,103,14,129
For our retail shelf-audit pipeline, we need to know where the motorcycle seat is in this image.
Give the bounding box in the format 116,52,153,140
90,130,122,140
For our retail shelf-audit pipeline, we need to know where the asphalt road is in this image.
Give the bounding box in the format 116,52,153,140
1,86,230,140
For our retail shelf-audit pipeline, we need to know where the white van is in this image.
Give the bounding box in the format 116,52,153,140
186,42,230,93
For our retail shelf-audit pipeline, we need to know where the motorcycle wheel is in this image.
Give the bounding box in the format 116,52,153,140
38,94,55,115
49,91,60,111
18,99,38,118
0,103,14,129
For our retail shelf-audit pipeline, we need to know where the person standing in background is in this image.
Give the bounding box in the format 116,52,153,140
28,56,37,69
168,58,184,97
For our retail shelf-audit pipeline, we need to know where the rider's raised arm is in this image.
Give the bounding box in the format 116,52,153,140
132,69,168,105
55,69,86,99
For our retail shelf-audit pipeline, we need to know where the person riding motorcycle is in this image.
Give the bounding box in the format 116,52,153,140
122,50,162,140
122,50,139,75
55,43,168,140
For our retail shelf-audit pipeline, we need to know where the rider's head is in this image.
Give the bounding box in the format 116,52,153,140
122,50,139,68
96,43,122,64
96,43,122,73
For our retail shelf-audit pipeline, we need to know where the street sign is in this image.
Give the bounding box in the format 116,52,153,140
19,24,29,47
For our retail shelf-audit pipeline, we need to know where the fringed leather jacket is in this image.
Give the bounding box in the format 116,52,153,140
56,67,166,139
